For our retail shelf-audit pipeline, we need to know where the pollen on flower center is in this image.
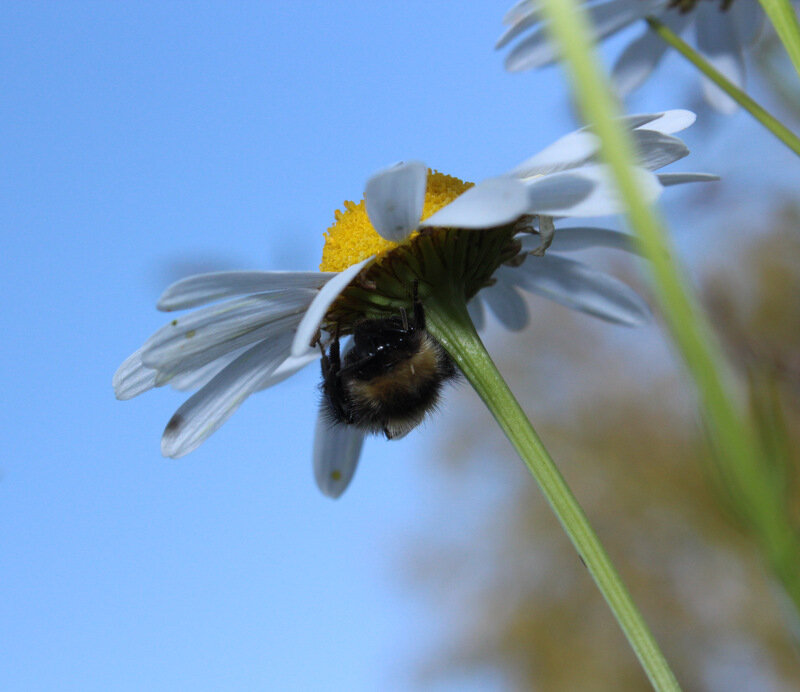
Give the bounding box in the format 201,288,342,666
319,171,473,272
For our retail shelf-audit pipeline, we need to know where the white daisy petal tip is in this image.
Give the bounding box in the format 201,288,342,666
502,0,535,26
161,412,193,458
159,333,294,458
113,348,158,400
421,176,530,229
638,109,696,135
313,413,365,499
290,258,373,358
365,160,427,242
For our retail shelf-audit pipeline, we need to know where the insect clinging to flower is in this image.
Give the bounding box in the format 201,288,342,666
319,281,458,441
113,110,715,497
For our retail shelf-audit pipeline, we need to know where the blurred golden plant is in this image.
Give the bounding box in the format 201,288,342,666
406,209,800,690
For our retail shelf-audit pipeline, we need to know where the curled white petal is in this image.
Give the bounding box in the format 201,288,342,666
291,258,373,357
161,332,293,458
313,409,365,499
421,177,530,229
158,271,334,311
365,161,427,242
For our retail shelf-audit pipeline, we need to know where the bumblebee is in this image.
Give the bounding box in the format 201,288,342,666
320,285,458,439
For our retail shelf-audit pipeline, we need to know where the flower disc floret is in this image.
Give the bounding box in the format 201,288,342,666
320,171,473,272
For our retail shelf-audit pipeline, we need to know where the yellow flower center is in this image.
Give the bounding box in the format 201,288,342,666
319,170,473,272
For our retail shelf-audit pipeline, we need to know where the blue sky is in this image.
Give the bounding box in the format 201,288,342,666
2,3,797,691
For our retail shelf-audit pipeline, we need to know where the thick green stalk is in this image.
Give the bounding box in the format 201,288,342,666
759,0,800,81
424,287,680,692
647,17,800,158
538,0,800,633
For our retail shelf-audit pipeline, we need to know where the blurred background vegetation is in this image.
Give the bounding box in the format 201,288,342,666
390,22,800,690
403,206,800,690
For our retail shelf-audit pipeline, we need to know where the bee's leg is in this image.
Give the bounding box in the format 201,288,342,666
320,327,352,424
319,328,341,378
329,330,341,372
317,340,328,372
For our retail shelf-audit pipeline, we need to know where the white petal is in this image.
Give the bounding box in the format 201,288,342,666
510,131,600,178
731,2,765,46
421,177,530,229
657,172,720,187
521,226,639,254
168,346,251,391
151,319,302,388
161,332,293,458
496,6,544,48
630,129,689,171
696,8,746,114
255,351,319,391
364,161,427,242
291,258,373,357
589,109,696,136
313,409,365,499
482,277,530,331
504,0,659,71
113,346,158,400
142,289,316,371
607,113,664,130
612,29,671,97
514,253,651,325
467,296,486,332
502,0,538,26
634,108,696,135
157,271,334,311
611,7,692,97
525,164,662,217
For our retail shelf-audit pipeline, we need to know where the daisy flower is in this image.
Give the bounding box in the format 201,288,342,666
498,0,770,113
114,110,714,497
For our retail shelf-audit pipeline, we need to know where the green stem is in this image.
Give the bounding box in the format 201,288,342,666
424,287,680,692
759,0,800,81
539,0,800,638
647,17,800,158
